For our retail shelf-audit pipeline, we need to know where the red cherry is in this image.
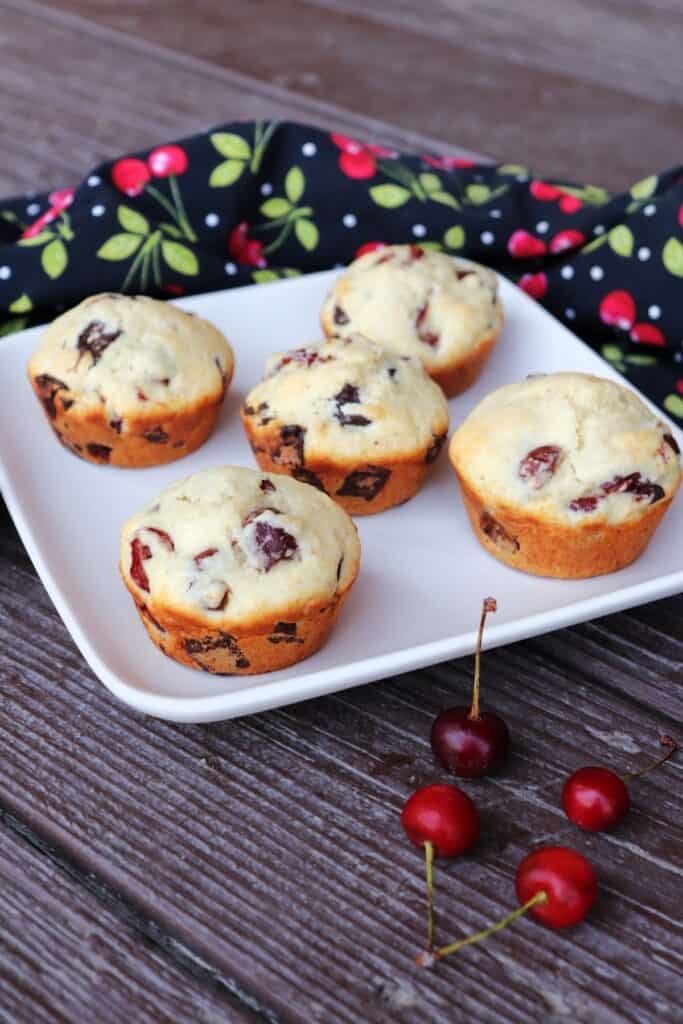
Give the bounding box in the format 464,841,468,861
559,194,583,214
515,847,597,929
519,272,548,300
330,132,363,154
431,598,509,778
549,229,586,253
241,239,267,268
355,241,387,258
599,290,636,331
507,230,547,259
112,158,151,197
228,222,248,259
161,283,185,296
678,203,683,229
148,144,188,177
339,150,377,179
678,380,683,395
422,155,476,170
630,323,666,346
562,736,677,832
417,845,597,965
47,188,74,212
562,768,629,831
529,180,563,201
401,783,478,858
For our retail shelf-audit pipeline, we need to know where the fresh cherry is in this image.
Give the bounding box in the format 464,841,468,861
431,598,509,777
417,846,597,965
401,783,479,952
562,735,677,832
401,783,479,858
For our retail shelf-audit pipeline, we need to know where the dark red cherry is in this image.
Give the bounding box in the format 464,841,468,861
431,598,509,777
562,736,677,832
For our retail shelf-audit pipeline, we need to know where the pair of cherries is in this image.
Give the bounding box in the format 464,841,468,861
401,597,677,964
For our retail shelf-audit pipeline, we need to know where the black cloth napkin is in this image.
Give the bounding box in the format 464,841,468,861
1,120,681,424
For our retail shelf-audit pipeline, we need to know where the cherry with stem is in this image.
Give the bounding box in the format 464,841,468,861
431,597,510,777
417,845,597,967
563,735,678,832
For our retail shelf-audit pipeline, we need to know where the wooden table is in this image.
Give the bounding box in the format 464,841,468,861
1,3,682,1021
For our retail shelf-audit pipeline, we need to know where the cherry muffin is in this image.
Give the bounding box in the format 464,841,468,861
28,293,233,467
450,372,681,578
320,245,502,397
241,334,450,515
120,466,360,675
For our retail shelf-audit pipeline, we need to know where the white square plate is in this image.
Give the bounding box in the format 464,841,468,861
1,271,681,722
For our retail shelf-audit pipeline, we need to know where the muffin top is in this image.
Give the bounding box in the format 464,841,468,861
243,334,449,461
321,246,501,370
450,373,681,525
120,466,360,626
29,293,233,421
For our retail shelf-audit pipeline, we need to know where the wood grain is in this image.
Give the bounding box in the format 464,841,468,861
40,0,683,189
0,504,681,1023
0,816,263,1023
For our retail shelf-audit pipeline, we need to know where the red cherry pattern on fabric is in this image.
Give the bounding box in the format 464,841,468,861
111,157,151,197
559,194,583,214
228,221,267,268
530,181,563,201
22,188,75,238
422,154,476,170
549,229,586,254
630,323,666,345
355,241,387,258
519,272,548,300
148,145,189,178
331,133,396,180
508,230,547,258
599,290,637,331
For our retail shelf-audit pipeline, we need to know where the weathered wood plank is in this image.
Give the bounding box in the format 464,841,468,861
0,507,681,1023
0,817,265,1024
0,0,482,198
42,0,683,188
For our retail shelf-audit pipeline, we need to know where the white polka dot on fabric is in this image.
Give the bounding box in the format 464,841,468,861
565,307,576,320
342,213,357,229
516,174,529,182
205,213,220,227
589,266,604,281
260,183,273,196
560,266,574,280
594,224,605,235
536,220,549,234
412,224,427,237
0,266,11,280
674,351,683,363
643,204,656,216
87,175,101,187
91,204,105,217
490,209,502,219
637,247,651,261
302,142,317,157
224,262,238,275
480,231,495,245
26,202,40,216
648,304,661,320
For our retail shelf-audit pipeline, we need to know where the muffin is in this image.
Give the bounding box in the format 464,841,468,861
119,466,360,675
241,334,450,515
321,245,502,397
28,293,233,467
449,373,681,578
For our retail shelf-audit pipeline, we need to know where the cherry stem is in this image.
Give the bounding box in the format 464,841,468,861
469,597,497,721
417,891,547,966
424,840,435,952
622,735,677,783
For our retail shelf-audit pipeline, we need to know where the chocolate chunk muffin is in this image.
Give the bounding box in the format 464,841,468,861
120,466,361,674
450,372,681,578
321,245,502,397
28,293,233,467
241,334,450,515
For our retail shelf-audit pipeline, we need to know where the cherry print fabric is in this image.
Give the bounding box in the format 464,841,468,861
1,120,681,423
